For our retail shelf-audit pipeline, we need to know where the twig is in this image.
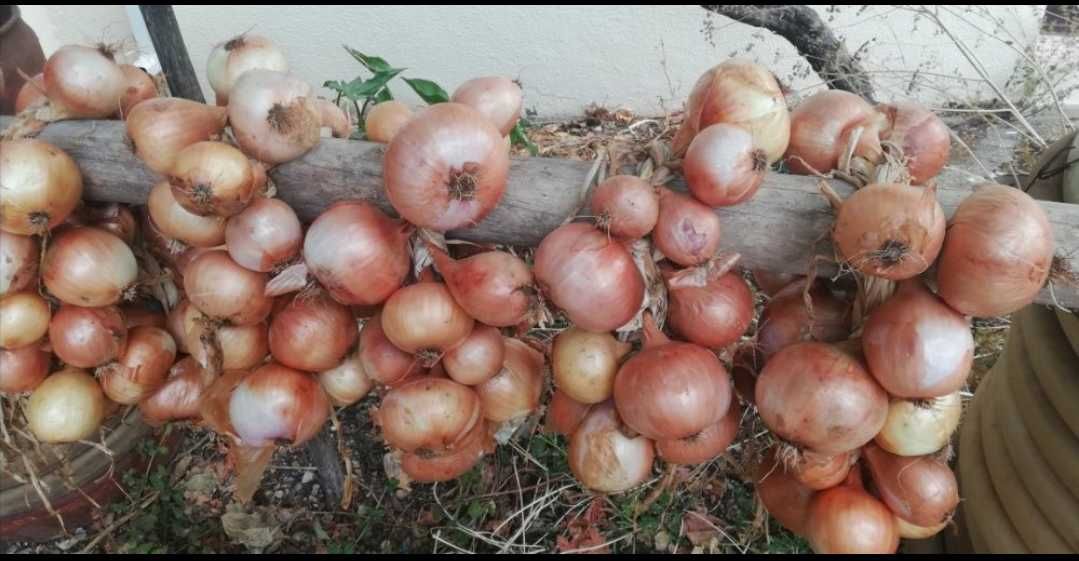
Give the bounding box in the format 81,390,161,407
78,490,161,553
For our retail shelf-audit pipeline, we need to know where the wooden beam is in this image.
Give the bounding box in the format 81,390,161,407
138,6,205,103
7,116,1078,310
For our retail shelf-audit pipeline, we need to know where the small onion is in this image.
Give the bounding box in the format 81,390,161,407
428,243,535,328
43,45,125,119
756,342,887,455
0,139,83,235
791,450,857,491
183,250,272,326
474,337,544,423
546,389,593,437
863,443,959,528
655,398,740,465
0,343,50,394
97,326,177,404
805,472,899,554
358,313,425,386
401,420,493,482
228,69,321,164
48,304,127,368
756,279,850,359
589,175,659,239
168,141,256,217
665,257,754,349
117,64,158,116
319,351,374,407
875,392,961,456
27,367,107,443
833,182,945,280
0,291,50,349
303,201,412,306
138,357,216,426
568,401,655,493
206,34,288,106
381,282,474,361
225,197,302,272
877,102,951,184
935,184,1054,317
125,97,228,175
551,327,631,404
269,291,358,372
653,188,722,267
613,314,732,440
755,451,815,537
683,123,768,206
0,231,39,297
228,363,330,447
376,377,482,453
533,222,644,333
383,102,509,231
443,325,505,386
786,90,885,176
42,227,137,307
364,100,413,143
147,180,227,248
451,76,523,136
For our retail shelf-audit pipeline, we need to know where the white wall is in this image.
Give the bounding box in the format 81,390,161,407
19,5,1048,118
20,5,135,58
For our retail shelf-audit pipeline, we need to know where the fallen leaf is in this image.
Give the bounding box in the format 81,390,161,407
221,504,282,551
682,510,723,551
555,499,610,554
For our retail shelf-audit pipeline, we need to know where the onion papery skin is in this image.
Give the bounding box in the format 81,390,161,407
589,175,659,239
474,337,545,423
97,326,177,404
319,351,374,407
364,100,413,143
833,182,946,280
875,392,961,456
756,279,851,359
428,244,535,328
673,58,790,163
0,231,39,297
568,401,655,494
684,124,768,207
358,314,425,386
139,357,216,426
269,292,358,372
656,398,740,465
551,327,631,404
0,139,83,235
935,183,1054,317
443,325,505,386
125,97,228,175
666,261,754,349
383,103,510,231
653,188,722,267
27,367,107,443
401,420,493,482
533,222,644,333
49,304,127,368
0,343,51,395
381,282,474,359
877,102,951,184
451,76,523,136
755,342,887,455
43,227,137,307
43,45,126,119
805,476,899,554
148,180,227,248
225,197,302,272
863,443,959,528
228,69,321,165
546,389,593,437
862,279,973,398
376,377,483,453
168,141,256,218
785,90,885,176
303,201,412,306
228,363,330,447
183,250,272,326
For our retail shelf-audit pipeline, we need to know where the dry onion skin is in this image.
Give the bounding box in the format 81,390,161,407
786,90,885,176
125,97,228,175
567,401,655,494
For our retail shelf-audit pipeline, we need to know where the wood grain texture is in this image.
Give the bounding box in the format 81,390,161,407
5,116,1077,309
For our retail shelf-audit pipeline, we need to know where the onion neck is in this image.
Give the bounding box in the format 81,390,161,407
665,252,742,290
640,312,668,348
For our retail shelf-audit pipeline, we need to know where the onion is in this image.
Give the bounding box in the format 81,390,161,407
451,76,523,136
319,351,373,407
862,279,972,398
875,392,961,456
551,327,631,404
786,90,885,176
672,58,790,163
364,100,413,143
428,243,535,328
533,222,644,332
656,398,740,465
42,227,137,307
0,231,38,297
228,363,330,447
97,326,176,404
0,139,83,235
0,291,50,349
48,304,127,367
401,420,493,482
168,141,256,217
568,401,655,493
546,389,593,437
76,203,137,245
125,97,228,174
730,345,763,405
180,299,270,371
935,183,1054,317
358,313,424,386
138,356,216,426
43,45,125,119
589,175,659,239
117,65,157,117
383,102,509,231
224,197,302,273
613,314,731,440
474,337,544,422
314,98,351,138
863,443,958,528
832,182,945,280
805,472,899,554
381,282,474,362
791,450,857,491
756,279,850,359
215,322,269,371
665,257,754,349
139,208,188,269
684,124,768,206
0,343,50,394
755,342,887,455
376,377,482,453
751,270,801,297
443,325,505,386
754,451,815,536
228,69,321,165
14,73,45,113
27,367,107,443
896,517,948,540
269,291,358,372
184,250,272,325
877,102,950,184
653,188,722,267
120,303,167,330
303,201,412,306
198,368,249,437
206,34,288,106
147,181,226,248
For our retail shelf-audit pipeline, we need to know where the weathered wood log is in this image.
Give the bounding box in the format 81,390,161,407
6,116,1078,309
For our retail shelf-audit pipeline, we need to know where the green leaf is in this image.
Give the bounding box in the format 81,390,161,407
327,68,405,102
343,46,394,73
374,86,394,103
402,78,449,105
510,121,538,156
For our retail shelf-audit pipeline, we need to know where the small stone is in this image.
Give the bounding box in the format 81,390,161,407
274,490,284,499
301,471,316,484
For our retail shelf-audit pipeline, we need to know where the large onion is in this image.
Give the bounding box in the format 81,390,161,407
552,327,631,404
875,392,961,456
877,102,951,184
568,401,655,493
147,180,227,248
269,291,358,372
381,281,474,362
376,377,482,453
785,90,885,176
125,97,228,175
401,420,493,482
97,326,176,404
665,257,754,349
0,231,39,297
48,304,127,368
228,70,321,164
0,291,50,349
27,367,107,443
655,399,740,465
0,343,50,394
225,197,302,272
805,472,899,554
206,34,288,106
683,124,768,206
653,188,722,267
138,356,216,426
0,139,83,235
42,227,137,307
589,175,659,239
183,250,272,326
863,443,959,528
613,315,731,440
228,363,330,446
935,183,1054,317
756,279,851,359
474,337,544,423
43,45,125,119
755,342,887,455
358,314,424,386
319,351,373,407
428,243,535,328
533,222,644,333
443,325,505,386
168,141,256,218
